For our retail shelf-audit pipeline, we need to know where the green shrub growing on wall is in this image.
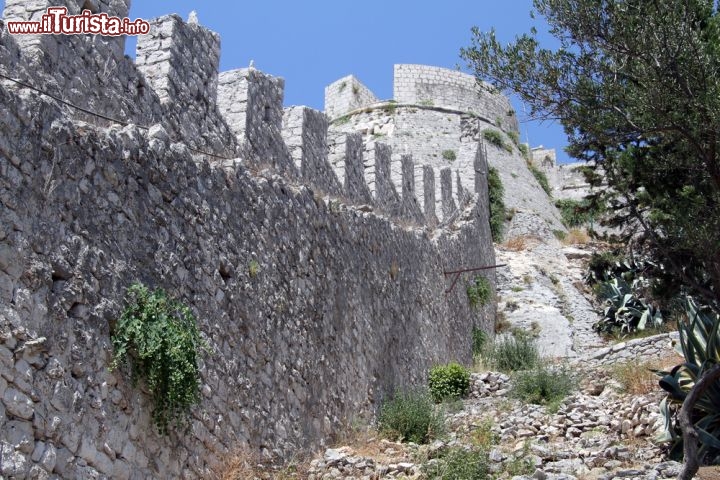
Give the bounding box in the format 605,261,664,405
487,167,506,242
111,283,205,433
467,276,492,309
483,129,513,154
442,149,457,161
428,362,471,403
528,163,552,196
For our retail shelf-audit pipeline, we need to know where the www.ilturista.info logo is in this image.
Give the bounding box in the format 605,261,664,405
6,7,150,36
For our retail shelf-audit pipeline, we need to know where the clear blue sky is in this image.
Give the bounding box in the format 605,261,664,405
1,1,571,163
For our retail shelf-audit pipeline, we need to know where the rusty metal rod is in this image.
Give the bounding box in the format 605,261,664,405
443,264,507,276
443,264,506,295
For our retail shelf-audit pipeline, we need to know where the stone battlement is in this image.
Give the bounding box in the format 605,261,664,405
0,2,485,228
325,64,519,133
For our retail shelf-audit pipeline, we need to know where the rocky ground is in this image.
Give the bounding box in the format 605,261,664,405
227,230,718,479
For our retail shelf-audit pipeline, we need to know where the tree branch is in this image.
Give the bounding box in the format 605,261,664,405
677,364,720,480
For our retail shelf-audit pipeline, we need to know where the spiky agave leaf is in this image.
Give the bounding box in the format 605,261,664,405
658,297,720,461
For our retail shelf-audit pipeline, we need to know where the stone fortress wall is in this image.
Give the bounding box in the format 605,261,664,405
0,2,500,479
324,65,566,237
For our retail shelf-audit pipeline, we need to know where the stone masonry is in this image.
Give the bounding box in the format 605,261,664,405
0,2,501,479
325,65,565,234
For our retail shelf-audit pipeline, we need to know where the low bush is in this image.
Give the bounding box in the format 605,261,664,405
483,129,503,147
472,327,488,356
442,149,457,161
377,389,443,444
428,363,471,403
483,129,510,152
511,366,574,413
111,283,205,433
482,334,539,372
467,276,492,309
487,167,505,242
422,447,491,480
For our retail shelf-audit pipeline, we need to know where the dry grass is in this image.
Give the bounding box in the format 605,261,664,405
610,353,683,395
562,228,590,245
502,235,541,252
219,450,311,480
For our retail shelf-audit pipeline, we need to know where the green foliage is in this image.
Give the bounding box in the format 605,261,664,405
505,444,536,476
552,229,567,241
592,278,664,336
472,327,488,356
422,447,491,479
511,366,574,413
482,129,511,153
419,99,434,107
658,298,720,461
528,163,551,196
482,335,539,372
462,0,720,312
333,115,351,125
382,102,397,115
377,389,444,444
507,130,520,147
428,363,471,403
467,276,492,309
111,283,205,433
441,149,457,161
555,198,603,228
248,259,260,278
487,167,505,242
518,143,530,158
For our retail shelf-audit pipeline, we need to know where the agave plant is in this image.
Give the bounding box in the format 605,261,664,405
592,278,663,335
657,297,720,461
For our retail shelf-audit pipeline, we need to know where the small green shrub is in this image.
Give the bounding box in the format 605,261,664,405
483,129,508,151
505,443,536,475
487,167,505,242
472,327,488,356
467,276,492,309
528,163,552,196
552,229,567,241
518,143,530,158
377,389,443,444
441,149,457,161
507,130,520,146
422,447,490,479
333,115,351,125
428,363,471,403
111,283,205,433
383,102,397,115
248,259,260,278
511,366,574,413
419,99,434,107
482,335,539,372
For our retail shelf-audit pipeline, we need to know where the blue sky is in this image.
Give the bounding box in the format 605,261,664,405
1,1,571,163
